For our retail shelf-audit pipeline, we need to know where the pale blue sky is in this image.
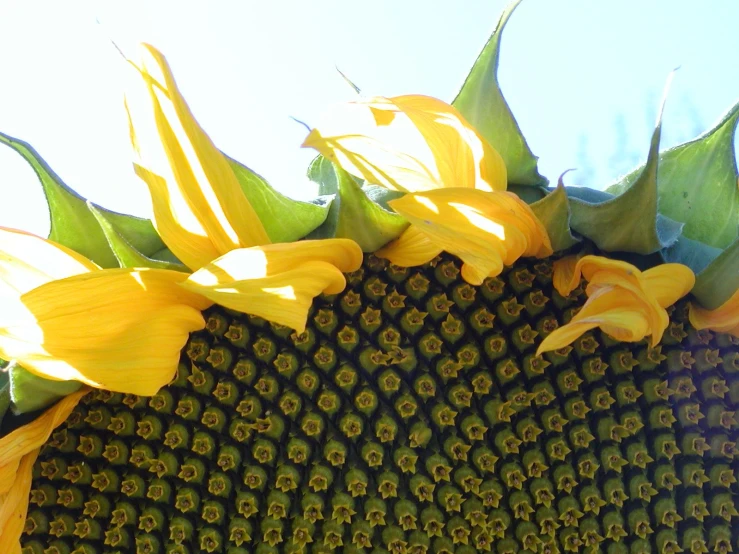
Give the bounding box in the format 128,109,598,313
0,0,737,237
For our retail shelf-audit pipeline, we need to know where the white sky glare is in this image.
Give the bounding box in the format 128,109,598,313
0,0,737,237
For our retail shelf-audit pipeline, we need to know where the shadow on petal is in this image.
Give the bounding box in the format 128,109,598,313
181,239,363,333
302,95,506,193
387,189,551,284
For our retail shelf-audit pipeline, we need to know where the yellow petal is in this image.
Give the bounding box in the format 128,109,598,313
543,255,694,352
386,188,551,285
0,269,210,395
126,44,270,269
376,226,442,267
0,449,39,554
552,255,580,297
302,94,506,193
689,288,739,337
537,287,651,355
642,263,695,308
555,255,662,335
0,389,87,495
181,239,363,333
0,227,97,297
585,272,667,345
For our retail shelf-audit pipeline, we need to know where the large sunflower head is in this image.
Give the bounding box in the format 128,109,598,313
1,2,737,554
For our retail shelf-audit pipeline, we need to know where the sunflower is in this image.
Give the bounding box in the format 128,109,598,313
1,1,737,553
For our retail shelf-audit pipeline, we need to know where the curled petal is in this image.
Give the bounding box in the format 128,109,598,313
689,288,739,337
537,287,651,355
0,449,39,553
642,264,695,308
376,226,442,267
127,44,269,269
556,255,643,297
387,188,551,284
181,239,363,332
0,227,97,297
543,255,694,353
302,94,506,193
585,272,667,345
0,390,87,495
0,270,209,396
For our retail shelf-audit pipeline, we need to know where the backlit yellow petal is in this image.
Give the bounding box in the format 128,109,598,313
181,239,363,332
642,263,695,308
0,270,210,395
376,226,443,267
127,44,269,269
0,449,39,553
689,288,739,337
0,390,87,495
0,227,97,297
302,94,506,193
537,287,651,355
386,188,551,285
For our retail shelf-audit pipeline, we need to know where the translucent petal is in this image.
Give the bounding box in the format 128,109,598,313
387,189,551,284
376,226,442,268
127,44,269,269
181,239,363,332
302,94,506,193
0,270,209,395
0,227,97,297
689,288,739,337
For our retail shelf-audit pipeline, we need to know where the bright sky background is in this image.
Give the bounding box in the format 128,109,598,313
0,0,737,237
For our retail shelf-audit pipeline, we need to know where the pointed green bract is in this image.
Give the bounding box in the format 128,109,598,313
307,155,339,196
452,0,545,186
8,362,81,414
307,163,408,252
227,156,328,243
0,131,166,268
88,203,187,271
690,237,739,310
567,83,683,254
530,182,580,252
608,101,739,249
